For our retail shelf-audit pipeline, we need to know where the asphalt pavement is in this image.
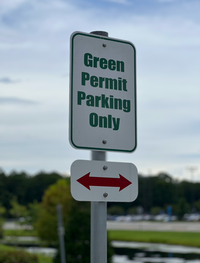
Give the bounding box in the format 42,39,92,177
3,221,32,230
4,220,200,232
107,221,200,232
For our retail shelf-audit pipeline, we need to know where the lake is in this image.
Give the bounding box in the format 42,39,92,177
112,241,200,263
25,241,200,262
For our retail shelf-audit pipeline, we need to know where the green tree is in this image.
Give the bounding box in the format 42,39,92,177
9,196,28,219
7,172,30,206
194,199,200,212
0,169,12,215
35,178,72,244
150,206,162,215
0,203,6,238
174,197,190,220
9,197,29,241
0,204,6,217
107,205,124,215
54,200,91,263
27,171,62,204
27,201,41,225
0,170,62,213
127,206,137,215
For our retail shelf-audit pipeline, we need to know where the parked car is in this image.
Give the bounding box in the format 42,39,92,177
183,213,200,221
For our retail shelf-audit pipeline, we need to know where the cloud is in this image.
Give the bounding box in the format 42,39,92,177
157,0,178,2
105,0,130,4
0,0,28,16
0,77,20,84
0,97,37,105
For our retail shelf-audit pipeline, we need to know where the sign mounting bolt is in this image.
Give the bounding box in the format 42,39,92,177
102,140,107,144
103,193,108,198
102,43,106,47
103,166,108,170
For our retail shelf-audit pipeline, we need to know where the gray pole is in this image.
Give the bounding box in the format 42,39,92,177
90,26,108,263
91,151,107,263
56,204,66,263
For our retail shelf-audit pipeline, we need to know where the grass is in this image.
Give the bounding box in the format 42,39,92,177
4,229,37,237
36,254,53,263
0,248,53,263
0,244,53,263
2,229,42,246
3,228,200,262
108,230,200,248
0,244,16,251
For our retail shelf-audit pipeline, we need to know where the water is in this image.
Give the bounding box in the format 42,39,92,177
9,236,200,262
112,241,200,263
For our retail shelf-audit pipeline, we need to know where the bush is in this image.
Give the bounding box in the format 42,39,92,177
0,204,6,239
54,200,113,263
0,251,38,263
0,219,4,239
107,205,124,215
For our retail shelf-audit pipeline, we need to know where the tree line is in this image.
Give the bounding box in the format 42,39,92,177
0,168,62,216
0,168,200,218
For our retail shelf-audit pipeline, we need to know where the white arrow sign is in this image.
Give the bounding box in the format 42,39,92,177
70,160,138,202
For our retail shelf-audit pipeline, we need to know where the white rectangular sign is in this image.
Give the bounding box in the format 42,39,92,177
70,160,138,202
69,31,137,152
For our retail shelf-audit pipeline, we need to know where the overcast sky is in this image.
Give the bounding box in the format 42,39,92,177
0,0,199,181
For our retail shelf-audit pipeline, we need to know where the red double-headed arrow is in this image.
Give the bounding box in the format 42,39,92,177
77,172,132,191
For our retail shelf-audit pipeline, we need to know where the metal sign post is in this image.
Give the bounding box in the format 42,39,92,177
91,150,107,263
90,31,107,263
56,204,66,263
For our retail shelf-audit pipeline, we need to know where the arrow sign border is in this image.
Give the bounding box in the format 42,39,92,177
71,160,138,202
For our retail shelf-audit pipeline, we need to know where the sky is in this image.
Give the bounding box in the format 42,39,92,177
0,0,200,181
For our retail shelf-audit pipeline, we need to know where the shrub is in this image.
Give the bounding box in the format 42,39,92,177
0,219,4,239
0,251,38,263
